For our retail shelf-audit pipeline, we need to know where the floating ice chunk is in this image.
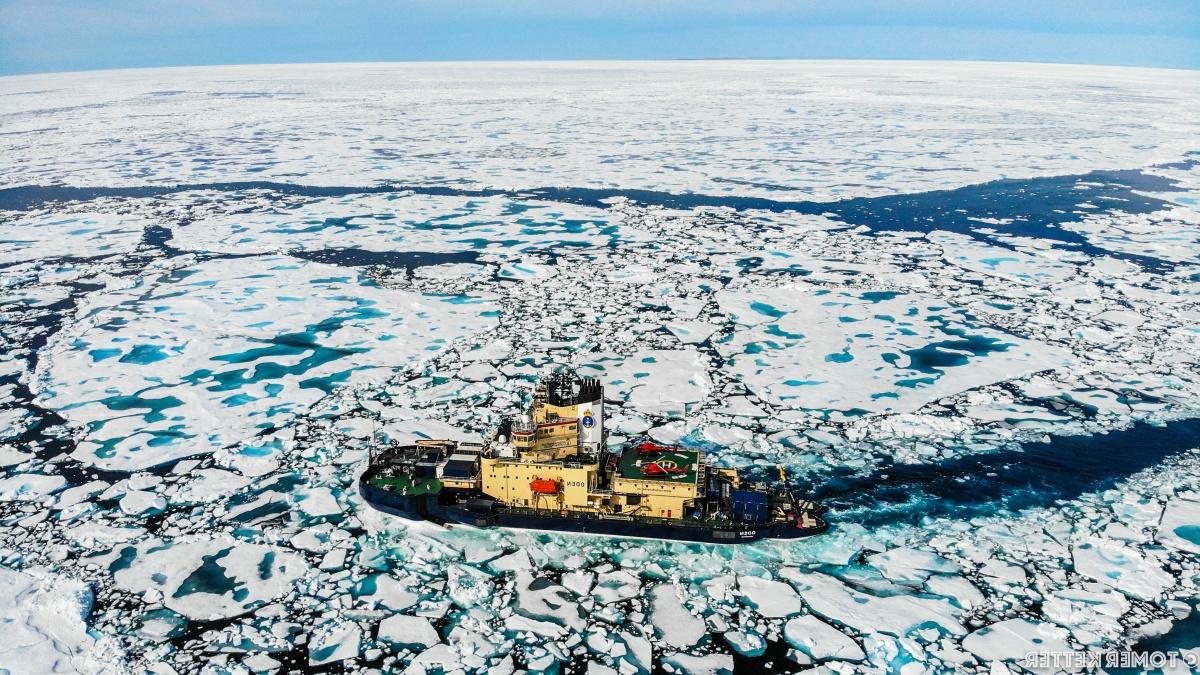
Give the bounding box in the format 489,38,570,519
783,614,866,662
378,615,440,650
446,564,495,609
587,662,619,675
295,486,341,520
333,416,375,439
716,285,1069,415
1043,587,1129,644
0,212,150,264
562,570,595,597
504,613,568,639
700,424,752,447
667,295,708,320
738,575,805,618
136,608,187,642
963,402,1071,427
0,407,32,441
319,548,347,571
117,490,166,516
367,574,420,611
0,472,68,503
661,652,733,675
66,523,144,550
714,396,768,418
664,321,719,345
592,570,642,605
510,570,586,634
447,622,507,662
54,480,109,510
961,618,1070,663
617,630,653,674
781,570,965,638
172,468,253,504
649,584,706,649
0,566,123,674
923,575,984,610
0,444,33,468
723,630,766,657
416,263,493,280
308,620,362,666
867,548,960,585
601,349,712,417
1071,537,1173,600
490,549,533,574
458,361,502,382
405,643,461,675
498,261,556,281
1157,498,1200,554
978,560,1027,588
113,538,310,620
929,232,1075,286
35,255,497,471
381,418,481,446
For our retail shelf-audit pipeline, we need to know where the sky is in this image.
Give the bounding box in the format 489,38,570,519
0,0,1197,76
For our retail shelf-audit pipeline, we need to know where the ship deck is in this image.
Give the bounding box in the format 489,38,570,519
369,474,442,496
617,445,699,483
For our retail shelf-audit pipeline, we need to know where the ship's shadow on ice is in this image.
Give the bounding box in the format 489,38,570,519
808,418,1200,528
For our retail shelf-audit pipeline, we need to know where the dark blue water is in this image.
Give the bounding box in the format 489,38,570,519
809,418,1200,528
1104,612,1200,674
0,164,1185,268
289,248,479,276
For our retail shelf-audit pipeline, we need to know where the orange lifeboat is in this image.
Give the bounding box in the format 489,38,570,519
530,479,559,494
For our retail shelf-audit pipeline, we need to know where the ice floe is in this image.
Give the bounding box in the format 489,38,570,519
716,285,1071,415
34,255,497,470
0,212,151,265
112,537,310,620
1,61,1199,675
3,62,1198,200
783,614,865,662
0,567,123,674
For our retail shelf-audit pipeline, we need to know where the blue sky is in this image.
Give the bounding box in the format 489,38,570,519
1,0,1197,75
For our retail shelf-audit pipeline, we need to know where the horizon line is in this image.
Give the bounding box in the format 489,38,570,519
4,55,1198,80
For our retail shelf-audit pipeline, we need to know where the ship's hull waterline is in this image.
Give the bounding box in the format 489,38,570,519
360,480,829,544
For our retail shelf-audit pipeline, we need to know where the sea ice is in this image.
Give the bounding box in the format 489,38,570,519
34,255,497,470
0,567,123,674
961,618,1070,664
1071,537,1173,601
780,570,966,638
716,285,1070,415
649,584,706,649
600,349,712,417
0,212,151,265
2,60,1200,675
1157,498,1200,554
661,652,733,675
113,538,310,620
4,63,1196,200
308,620,362,666
782,614,866,662
0,473,67,502
737,574,805,618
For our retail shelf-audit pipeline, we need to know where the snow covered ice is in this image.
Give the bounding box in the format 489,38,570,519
2,61,1200,674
